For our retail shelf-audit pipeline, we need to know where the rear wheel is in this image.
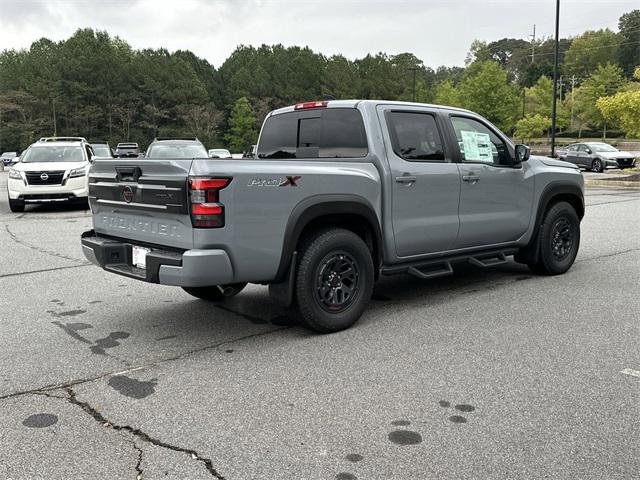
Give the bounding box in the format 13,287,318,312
295,228,374,333
9,199,24,213
528,201,580,275
591,158,604,173
182,283,247,302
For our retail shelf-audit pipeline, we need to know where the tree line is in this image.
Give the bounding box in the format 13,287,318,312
0,9,638,153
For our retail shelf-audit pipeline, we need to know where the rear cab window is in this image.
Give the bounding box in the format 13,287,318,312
257,108,368,159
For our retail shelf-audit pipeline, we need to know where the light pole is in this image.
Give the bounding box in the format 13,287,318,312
550,0,560,158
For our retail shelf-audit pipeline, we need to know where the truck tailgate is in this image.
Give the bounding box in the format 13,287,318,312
88,158,193,249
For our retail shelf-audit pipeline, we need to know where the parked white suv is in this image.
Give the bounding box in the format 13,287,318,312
7,137,94,212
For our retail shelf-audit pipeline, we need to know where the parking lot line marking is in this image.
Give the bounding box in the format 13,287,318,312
620,368,640,378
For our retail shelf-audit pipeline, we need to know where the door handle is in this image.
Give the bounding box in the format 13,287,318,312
395,175,417,184
462,175,480,184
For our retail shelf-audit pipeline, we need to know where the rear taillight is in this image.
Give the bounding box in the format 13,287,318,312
294,100,327,110
189,177,231,228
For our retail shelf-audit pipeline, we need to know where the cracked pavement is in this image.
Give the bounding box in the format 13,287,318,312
0,170,638,480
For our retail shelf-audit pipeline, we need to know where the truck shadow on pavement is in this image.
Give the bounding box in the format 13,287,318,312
126,260,534,344
50,260,537,369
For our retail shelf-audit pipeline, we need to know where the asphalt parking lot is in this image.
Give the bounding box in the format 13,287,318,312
0,170,638,480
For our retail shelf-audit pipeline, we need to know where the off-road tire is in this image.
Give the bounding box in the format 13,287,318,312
9,199,24,213
295,228,374,333
182,283,247,301
591,158,604,173
528,201,580,275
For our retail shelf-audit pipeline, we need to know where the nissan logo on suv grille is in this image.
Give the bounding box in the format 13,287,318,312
40,173,49,181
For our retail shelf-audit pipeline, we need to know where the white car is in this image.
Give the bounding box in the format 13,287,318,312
208,148,232,159
7,137,94,212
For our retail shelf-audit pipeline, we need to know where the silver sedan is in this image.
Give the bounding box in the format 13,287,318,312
560,142,636,173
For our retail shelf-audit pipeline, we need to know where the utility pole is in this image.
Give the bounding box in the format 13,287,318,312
530,24,536,63
570,75,577,131
558,76,563,103
550,0,560,157
522,88,526,118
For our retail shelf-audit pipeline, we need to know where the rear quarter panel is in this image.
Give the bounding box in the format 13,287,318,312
190,159,381,283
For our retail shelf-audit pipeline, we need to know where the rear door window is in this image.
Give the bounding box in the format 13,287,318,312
257,108,368,159
386,111,445,162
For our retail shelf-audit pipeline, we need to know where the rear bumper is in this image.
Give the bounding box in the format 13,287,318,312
81,230,235,287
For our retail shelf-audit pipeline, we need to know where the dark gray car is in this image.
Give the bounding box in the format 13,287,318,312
562,142,636,173
145,138,208,159
115,142,140,158
90,142,113,158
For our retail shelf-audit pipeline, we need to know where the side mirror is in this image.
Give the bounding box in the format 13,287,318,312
585,148,592,154
514,144,530,163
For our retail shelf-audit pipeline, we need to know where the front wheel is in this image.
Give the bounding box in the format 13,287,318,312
591,158,604,173
182,283,247,302
528,201,580,275
295,228,374,333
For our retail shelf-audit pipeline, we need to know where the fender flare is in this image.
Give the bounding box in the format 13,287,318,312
273,194,382,283
534,181,585,228
517,181,584,264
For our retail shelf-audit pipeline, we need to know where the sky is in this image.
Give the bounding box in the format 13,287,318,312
0,0,637,68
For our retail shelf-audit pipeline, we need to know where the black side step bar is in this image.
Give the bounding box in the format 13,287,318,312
407,262,454,280
381,248,518,279
468,252,508,268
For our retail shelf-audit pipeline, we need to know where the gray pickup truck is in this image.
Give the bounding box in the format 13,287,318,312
81,100,584,332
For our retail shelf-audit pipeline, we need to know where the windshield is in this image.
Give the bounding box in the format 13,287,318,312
22,146,85,163
589,144,618,153
146,144,208,159
92,145,112,157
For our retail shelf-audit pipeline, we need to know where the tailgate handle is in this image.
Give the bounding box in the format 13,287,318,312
116,166,142,182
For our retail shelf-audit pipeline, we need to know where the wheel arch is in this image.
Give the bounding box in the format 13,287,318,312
536,182,585,226
274,195,382,282
516,181,584,266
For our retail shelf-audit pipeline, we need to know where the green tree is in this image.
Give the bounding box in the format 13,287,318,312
597,67,640,137
618,10,640,77
524,75,569,127
433,80,460,107
563,29,621,79
514,114,552,141
321,55,360,99
224,97,257,152
483,38,532,81
573,63,626,136
464,40,490,65
455,61,519,131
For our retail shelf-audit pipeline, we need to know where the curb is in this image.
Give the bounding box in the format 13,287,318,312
584,179,640,188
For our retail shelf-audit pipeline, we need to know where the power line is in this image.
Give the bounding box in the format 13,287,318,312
529,39,640,59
